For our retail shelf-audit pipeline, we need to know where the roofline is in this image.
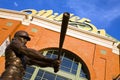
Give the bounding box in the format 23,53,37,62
0,8,119,55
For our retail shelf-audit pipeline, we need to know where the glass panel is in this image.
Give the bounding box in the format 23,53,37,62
71,70,77,74
44,50,79,75
35,77,42,80
45,51,58,59
56,76,71,80
26,66,35,73
61,57,72,68
72,62,78,70
51,54,57,59
60,66,70,72
46,53,52,58
38,49,89,79
37,70,44,77
35,70,44,80
23,73,32,80
35,69,71,80
43,72,56,80
60,57,78,75
23,66,35,80
35,77,47,80
80,69,87,78
71,61,78,74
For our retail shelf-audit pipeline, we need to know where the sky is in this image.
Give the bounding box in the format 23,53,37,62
0,0,120,40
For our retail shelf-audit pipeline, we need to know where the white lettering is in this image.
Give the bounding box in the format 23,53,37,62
21,9,106,36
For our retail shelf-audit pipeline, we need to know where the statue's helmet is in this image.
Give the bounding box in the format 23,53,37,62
14,30,31,41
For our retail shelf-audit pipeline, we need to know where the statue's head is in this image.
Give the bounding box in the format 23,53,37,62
14,30,31,41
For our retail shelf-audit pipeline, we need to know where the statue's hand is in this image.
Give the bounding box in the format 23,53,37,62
52,59,61,73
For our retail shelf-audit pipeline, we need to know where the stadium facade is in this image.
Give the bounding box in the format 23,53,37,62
0,8,119,80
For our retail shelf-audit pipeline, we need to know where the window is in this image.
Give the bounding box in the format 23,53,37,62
23,48,90,80
35,69,71,80
45,50,78,75
23,66,35,80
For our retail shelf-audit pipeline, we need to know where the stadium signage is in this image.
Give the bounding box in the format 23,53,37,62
21,9,106,36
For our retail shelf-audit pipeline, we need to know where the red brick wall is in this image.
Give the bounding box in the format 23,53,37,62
0,18,119,80
0,18,21,45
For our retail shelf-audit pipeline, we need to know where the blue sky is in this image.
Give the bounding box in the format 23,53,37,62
0,0,120,40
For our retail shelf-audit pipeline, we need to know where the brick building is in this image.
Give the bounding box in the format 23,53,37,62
0,8,119,80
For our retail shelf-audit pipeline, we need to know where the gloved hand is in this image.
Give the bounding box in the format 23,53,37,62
52,59,61,73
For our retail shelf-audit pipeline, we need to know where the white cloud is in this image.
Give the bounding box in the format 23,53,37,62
66,0,120,28
14,2,18,7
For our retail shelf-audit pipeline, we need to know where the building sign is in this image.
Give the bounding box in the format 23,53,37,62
21,9,106,36
0,37,10,56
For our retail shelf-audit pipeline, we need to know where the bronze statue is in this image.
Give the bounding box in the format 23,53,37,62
0,30,60,80
0,12,70,80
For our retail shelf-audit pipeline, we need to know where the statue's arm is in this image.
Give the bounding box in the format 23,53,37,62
11,40,60,73
11,41,55,62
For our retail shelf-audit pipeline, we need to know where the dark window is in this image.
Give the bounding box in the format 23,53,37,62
23,49,89,80
23,66,35,80
35,69,71,80
45,50,78,75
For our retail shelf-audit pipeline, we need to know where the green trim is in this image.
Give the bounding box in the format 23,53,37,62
6,22,13,27
76,63,88,80
30,66,39,80
39,67,75,79
75,63,82,79
42,50,48,56
31,28,38,33
100,50,107,55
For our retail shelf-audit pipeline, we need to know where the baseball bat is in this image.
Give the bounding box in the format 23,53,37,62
58,12,70,60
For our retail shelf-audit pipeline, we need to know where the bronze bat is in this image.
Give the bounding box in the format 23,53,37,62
58,12,70,60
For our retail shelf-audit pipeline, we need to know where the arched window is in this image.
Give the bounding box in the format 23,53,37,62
23,48,90,80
